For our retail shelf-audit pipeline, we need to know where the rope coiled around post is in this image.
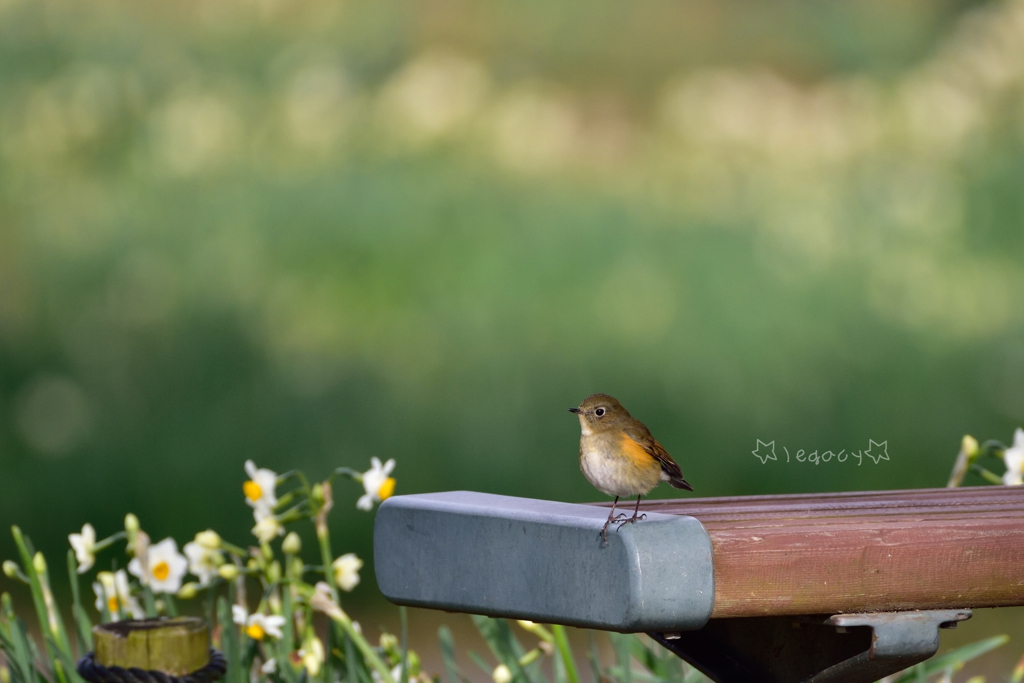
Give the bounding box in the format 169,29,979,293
77,649,226,683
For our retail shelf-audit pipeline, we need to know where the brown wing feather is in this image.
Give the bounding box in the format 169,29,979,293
623,422,694,491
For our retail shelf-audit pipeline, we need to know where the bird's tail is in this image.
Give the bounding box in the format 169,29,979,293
669,475,694,491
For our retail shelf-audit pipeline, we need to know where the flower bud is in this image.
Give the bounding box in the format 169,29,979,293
32,552,46,575
289,556,304,579
252,516,282,544
2,562,19,579
124,516,140,556
492,664,512,683
282,532,302,555
379,633,399,652
218,564,239,580
267,561,282,584
177,582,199,599
961,435,980,459
195,530,221,549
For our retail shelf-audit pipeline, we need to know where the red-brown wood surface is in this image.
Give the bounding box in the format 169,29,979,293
597,486,1024,618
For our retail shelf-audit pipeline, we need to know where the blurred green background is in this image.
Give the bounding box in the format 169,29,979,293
2,0,1024,670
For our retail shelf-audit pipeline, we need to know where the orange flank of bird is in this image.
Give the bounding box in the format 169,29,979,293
620,433,659,469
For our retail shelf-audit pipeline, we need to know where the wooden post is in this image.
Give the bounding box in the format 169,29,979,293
93,618,209,676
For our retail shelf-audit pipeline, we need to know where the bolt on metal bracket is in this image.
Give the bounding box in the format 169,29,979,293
651,609,972,683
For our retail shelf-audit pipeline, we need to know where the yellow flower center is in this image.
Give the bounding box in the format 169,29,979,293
152,561,170,581
107,596,119,613
246,623,265,640
244,480,262,501
378,477,396,501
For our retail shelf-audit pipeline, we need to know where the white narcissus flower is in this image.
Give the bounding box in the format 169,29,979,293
1003,428,1024,486
128,537,188,594
183,537,224,586
244,460,278,516
232,605,286,640
261,659,277,675
93,570,143,619
246,613,286,641
332,553,363,592
252,514,284,543
69,524,96,574
357,458,396,511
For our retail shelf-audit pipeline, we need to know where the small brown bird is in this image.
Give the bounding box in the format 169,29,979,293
570,393,693,539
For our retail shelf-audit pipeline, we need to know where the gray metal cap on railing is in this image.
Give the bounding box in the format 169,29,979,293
373,491,715,632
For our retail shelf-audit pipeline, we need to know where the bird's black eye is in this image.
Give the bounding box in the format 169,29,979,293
595,407,606,417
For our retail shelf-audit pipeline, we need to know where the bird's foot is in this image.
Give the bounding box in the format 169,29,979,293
615,512,647,529
600,511,630,543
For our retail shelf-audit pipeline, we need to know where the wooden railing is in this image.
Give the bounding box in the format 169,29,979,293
613,485,1024,618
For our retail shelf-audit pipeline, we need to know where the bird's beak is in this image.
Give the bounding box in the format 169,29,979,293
568,407,581,414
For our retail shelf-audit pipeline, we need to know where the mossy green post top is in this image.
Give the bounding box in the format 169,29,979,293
93,618,209,676
373,491,715,632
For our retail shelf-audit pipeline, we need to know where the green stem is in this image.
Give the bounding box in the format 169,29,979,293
277,506,313,526
92,532,127,553
67,550,92,651
12,528,73,664
326,611,395,683
970,464,1005,485
551,625,579,683
53,658,69,683
317,530,336,593
328,468,363,486
220,541,249,558
517,621,554,644
981,440,1008,455
946,447,973,488
316,514,342,683
142,586,157,618
274,491,298,511
400,606,409,683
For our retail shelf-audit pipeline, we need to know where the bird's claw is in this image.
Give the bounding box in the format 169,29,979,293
615,513,647,530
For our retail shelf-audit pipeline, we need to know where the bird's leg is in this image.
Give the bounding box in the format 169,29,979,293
617,495,646,529
631,494,646,522
601,496,625,541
